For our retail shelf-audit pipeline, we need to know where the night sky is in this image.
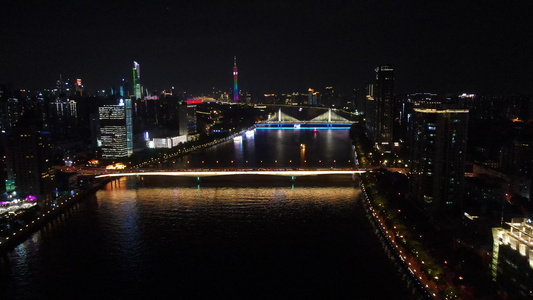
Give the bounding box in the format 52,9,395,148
1,0,532,95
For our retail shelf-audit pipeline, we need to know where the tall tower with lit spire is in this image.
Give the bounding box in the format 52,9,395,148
233,56,239,102
133,61,141,99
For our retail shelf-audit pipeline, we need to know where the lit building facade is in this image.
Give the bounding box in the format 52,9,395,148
133,61,142,99
146,135,187,149
48,99,78,141
364,83,376,137
492,218,533,298
98,99,132,159
0,132,6,199
373,65,395,152
322,86,335,107
186,100,198,136
159,95,188,136
409,107,469,216
178,102,188,136
308,88,319,106
0,97,23,131
75,78,84,96
8,125,55,200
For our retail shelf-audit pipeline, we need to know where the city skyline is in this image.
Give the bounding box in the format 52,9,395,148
2,1,532,95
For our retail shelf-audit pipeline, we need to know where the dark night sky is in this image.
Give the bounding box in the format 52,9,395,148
1,0,532,95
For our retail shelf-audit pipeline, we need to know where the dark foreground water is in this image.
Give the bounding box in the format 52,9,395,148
0,176,410,299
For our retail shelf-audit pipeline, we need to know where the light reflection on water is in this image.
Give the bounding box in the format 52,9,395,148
0,177,411,299
169,129,354,169
1,128,411,299
94,178,363,266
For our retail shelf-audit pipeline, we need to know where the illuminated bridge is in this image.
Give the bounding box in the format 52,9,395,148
256,108,353,129
94,168,367,179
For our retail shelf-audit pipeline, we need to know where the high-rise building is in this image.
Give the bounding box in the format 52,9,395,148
322,86,335,107
133,61,142,100
178,102,188,136
308,88,319,106
125,98,133,155
54,75,79,98
233,56,239,102
98,99,132,159
409,107,469,216
7,121,55,201
89,113,99,148
138,96,161,128
0,97,23,132
0,131,7,199
492,218,533,299
75,79,84,97
396,93,441,152
364,83,376,137
56,74,64,95
245,92,252,104
373,65,395,152
117,78,126,98
48,99,78,142
0,84,7,102
186,100,198,136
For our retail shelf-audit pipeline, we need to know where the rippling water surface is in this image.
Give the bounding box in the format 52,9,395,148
1,177,409,299
1,130,409,299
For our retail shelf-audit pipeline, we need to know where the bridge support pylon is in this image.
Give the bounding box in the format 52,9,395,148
352,173,361,185
134,174,143,189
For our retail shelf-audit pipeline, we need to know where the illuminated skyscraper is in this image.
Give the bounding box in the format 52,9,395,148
374,65,394,151
48,99,78,142
364,83,376,137
98,99,133,159
233,56,239,102
409,107,469,216
7,118,55,201
133,61,141,99
492,218,533,298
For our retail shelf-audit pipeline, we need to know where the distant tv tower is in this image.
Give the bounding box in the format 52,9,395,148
233,56,239,102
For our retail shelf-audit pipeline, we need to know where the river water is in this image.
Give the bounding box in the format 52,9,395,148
0,129,410,299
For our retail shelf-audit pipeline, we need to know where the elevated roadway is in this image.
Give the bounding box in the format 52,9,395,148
94,169,367,179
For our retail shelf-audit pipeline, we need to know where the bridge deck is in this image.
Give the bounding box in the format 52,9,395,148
95,169,365,179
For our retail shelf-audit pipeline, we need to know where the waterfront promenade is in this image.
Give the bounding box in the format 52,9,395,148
0,182,106,254
360,182,436,299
